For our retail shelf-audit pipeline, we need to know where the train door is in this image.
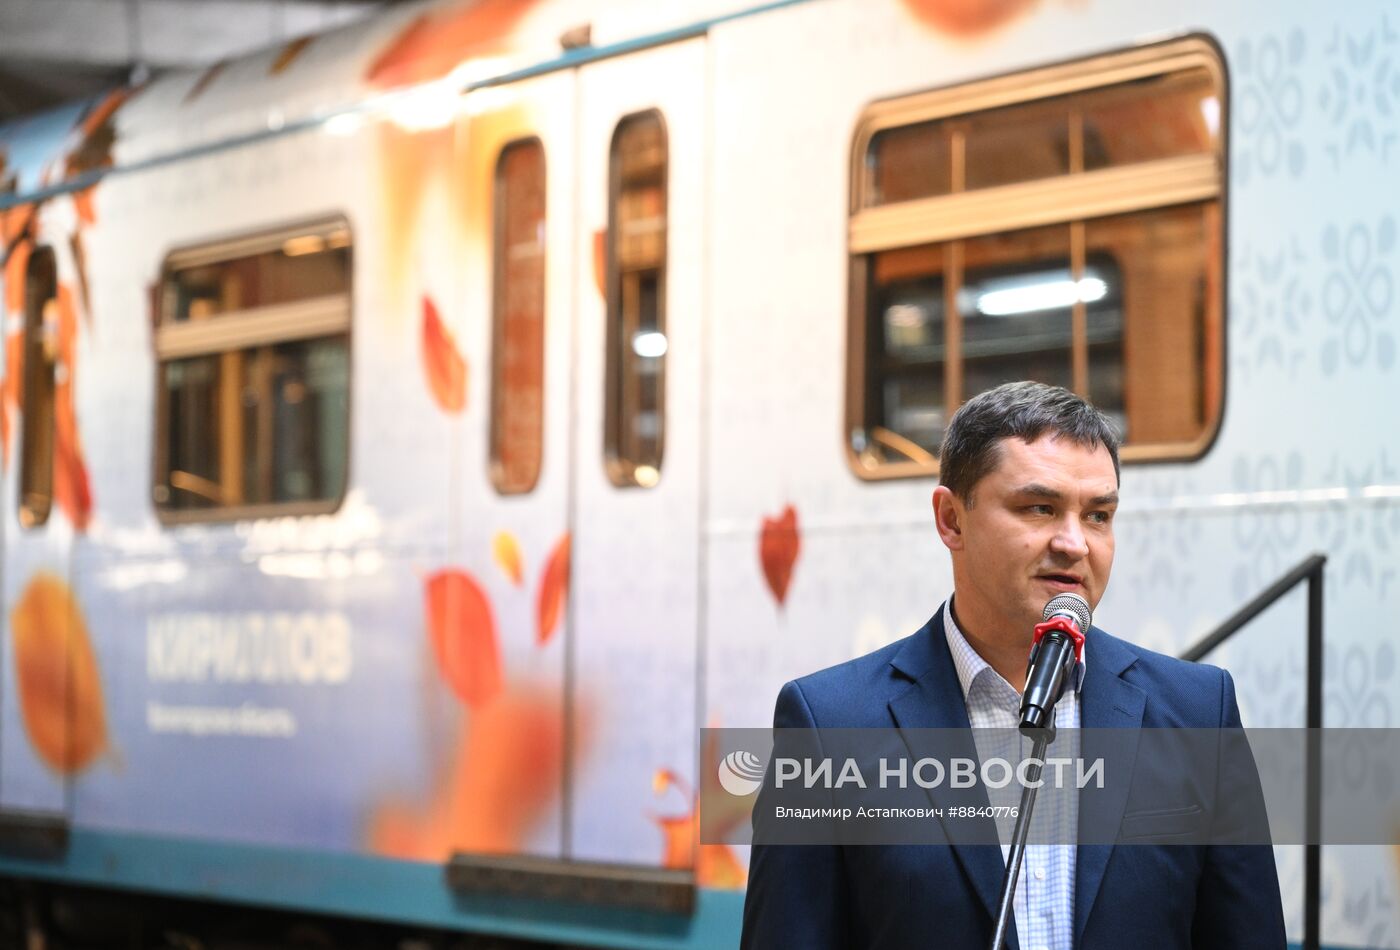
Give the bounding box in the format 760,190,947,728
568,39,707,864
451,70,577,858
1,242,79,823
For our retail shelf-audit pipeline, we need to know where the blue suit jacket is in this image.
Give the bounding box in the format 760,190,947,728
740,607,1286,949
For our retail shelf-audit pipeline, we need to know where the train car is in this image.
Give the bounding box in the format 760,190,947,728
0,0,1396,946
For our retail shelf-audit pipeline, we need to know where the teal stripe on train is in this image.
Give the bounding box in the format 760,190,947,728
0,828,1377,949
0,828,741,949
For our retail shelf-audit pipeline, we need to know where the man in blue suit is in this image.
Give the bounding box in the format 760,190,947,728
741,381,1285,949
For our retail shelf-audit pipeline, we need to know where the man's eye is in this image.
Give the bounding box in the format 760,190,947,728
1027,504,1053,515
1087,511,1112,524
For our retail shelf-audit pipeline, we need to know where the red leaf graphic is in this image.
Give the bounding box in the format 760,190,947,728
424,569,502,709
365,0,537,89
898,0,1038,36
421,296,467,414
759,504,801,606
535,533,570,645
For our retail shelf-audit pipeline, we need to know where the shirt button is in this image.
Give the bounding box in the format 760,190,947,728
1033,867,1046,881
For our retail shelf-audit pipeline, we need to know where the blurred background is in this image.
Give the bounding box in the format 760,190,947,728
0,0,1396,947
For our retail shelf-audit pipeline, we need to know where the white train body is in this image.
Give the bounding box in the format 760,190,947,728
0,0,1395,946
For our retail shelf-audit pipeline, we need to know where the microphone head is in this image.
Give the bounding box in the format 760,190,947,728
1042,592,1091,633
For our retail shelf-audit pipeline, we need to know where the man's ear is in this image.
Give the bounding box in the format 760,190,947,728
932,485,965,551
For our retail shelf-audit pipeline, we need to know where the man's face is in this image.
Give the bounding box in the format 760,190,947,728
944,435,1118,635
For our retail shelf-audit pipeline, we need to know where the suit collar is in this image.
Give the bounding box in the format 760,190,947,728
888,605,1135,717
888,605,953,688
886,606,1011,947
887,610,1149,950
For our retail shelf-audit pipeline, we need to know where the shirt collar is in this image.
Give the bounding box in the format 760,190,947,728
942,595,1086,702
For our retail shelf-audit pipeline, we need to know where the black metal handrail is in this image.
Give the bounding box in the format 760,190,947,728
1179,552,1325,950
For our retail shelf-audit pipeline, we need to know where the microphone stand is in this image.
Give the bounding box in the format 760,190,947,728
988,724,1052,950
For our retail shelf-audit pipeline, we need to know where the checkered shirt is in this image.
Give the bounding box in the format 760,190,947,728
943,597,1084,950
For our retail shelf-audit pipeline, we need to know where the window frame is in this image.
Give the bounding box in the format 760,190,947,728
846,36,1228,481
151,215,354,525
603,108,669,490
489,135,547,497
18,244,58,529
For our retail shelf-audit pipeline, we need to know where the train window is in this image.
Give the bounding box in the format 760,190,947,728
604,110,667,489
490,138,546,495
868,122,952,205
962,96,1072,191
848,38,1225,478
153,219,351,521
19,246,58,528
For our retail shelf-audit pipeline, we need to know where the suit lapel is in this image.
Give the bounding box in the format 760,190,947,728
886,608,1015,949
1074,627,1146,947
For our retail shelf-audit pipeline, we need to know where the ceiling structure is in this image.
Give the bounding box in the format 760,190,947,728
0,0,414,122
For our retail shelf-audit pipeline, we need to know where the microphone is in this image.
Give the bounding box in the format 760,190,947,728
1019,593,1090,734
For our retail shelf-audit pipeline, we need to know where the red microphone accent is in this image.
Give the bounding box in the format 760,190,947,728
1033,616,1085,662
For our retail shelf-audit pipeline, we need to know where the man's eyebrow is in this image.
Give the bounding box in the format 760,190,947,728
1012,484,1120,506
1013,484,1063,501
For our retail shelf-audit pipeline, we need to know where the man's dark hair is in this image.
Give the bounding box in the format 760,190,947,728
938,381,1120,504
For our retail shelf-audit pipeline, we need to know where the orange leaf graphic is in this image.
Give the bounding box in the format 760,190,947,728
51,283,93,531
898,0,1039,36
185,60,228,105
3,326,21,466
271,36,313,75
366,687,570,860
2,202,35,248
700,844,748,889
71,188,97,227
5,238,31,315
492,531,524,587
535,532,569,645
75,88,129,143
11,572,108,773
64,88,131,226
365,0,537,89
55,283,78,370
4,322,22,409
651,766,747,888
424,569,502,709
422,296,467,414
759,504,801,606
69,232,92,321
656,812,696,870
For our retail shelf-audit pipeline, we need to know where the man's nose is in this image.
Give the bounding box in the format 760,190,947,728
1049,516,1089,560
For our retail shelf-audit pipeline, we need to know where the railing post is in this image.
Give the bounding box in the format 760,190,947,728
1303,562,1323,950
1178,552,1327,949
